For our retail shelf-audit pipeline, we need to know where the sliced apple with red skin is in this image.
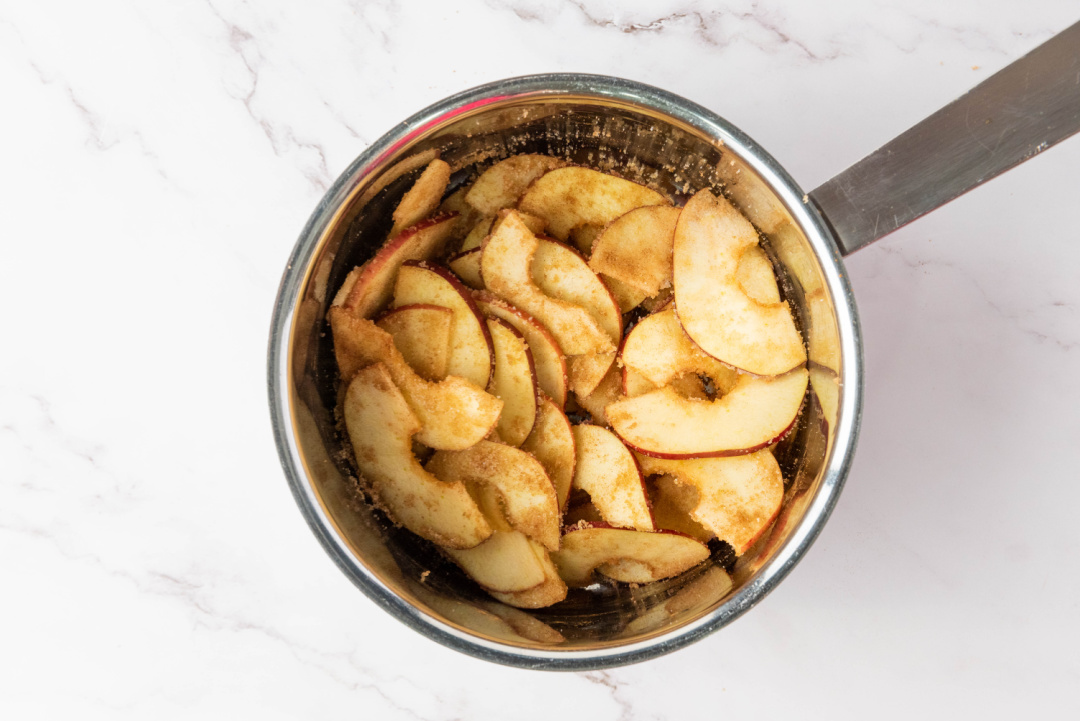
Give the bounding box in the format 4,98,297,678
606,366,808,458
485,317,538,447
737,245,781,305
572,425,654,531
481,211,614,357
473,291,568,408
551,523,709,587
637,450,784,554
589,204,681,296
339,214,459,320
623,366,658,398
466,154,564,216
426,440,560,551
448,247,483,290
375,304,452,381
342,363,491,549
329,309,502,450
673,189,805,376
445,530,548,592
518,166,669,241
393,261,494,388
391,159,451,237
620,307,739,393
520,393,575,511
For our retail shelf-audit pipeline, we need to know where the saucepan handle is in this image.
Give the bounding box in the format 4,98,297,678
809,20,1080,257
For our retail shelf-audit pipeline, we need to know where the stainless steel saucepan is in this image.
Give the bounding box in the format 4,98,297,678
268,23,1080,670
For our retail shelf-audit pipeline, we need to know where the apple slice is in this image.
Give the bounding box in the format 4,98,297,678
575,360,622,426
487,549,568,609
569,223,602,256
329,309,502,450
478,601,565,644
603,275,649,314
392,261,494,388
589,205,681,296
737,245,781,305
572,425,654,531
375,304,452,381
646,475,714,543
390,159,451,237
567,351,617,398
340,214,459,320
532,238,622,343
810,364,839,436
473,291,568,408
342,363,491,549
486,317,538,446
620,307,739,393
465,154,564,215
606,367,808,458
448,247,483,290
426,440,560,551
460,216,494,253
641,286,673,313
623,366,657,398
552,523,709,587
520,393,576,511
673,189,805,376
445,530,548,593
636,450,784,554
518,166,669,240
480,211,614,356
807,289,840,373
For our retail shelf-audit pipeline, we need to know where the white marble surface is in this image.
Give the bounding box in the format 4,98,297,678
2,0,1079,716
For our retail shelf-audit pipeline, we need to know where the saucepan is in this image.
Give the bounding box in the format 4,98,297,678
268,23,1079,670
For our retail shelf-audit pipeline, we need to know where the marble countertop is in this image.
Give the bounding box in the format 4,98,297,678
3,1,1078,717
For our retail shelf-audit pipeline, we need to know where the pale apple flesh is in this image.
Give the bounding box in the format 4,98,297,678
465,154,564,216
532,238,622,343
444,530,548,592
393,261,494,388
341,214,459,320
551,523,710,587
342,363,491,549
736,245,782,305
520,393,576,511
589,204,681,296
375,304,452,381
447,248,483,290
638,450,784,554
575,360,622,426
606,366,808,458
480,211,614,356
673,189,805,376
571,424,654,531
518,166,670,240
619,307,739,393
391,159,451,237
603,274,650,314
486,549,568,609
473,291,568,408
567,351,617,398
485,317,538,447
426,440,560,551
329,308,502,450
646,474,714,543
